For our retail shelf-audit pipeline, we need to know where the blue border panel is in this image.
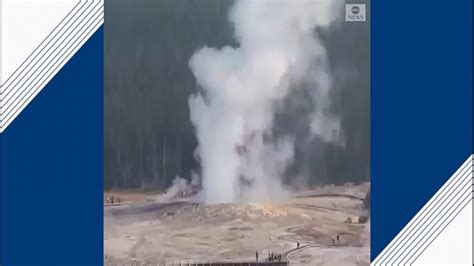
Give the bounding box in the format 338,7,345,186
371,0,472,260
1,27,103,265
0,127,2,263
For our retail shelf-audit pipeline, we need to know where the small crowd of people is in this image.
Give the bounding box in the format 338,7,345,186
255,251,282,262
105,195,121,205
267,251,282,262
253,237,341,263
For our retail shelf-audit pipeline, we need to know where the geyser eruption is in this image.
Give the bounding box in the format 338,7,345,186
189,0,343,203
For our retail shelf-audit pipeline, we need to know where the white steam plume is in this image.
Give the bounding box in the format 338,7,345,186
189,0,343,203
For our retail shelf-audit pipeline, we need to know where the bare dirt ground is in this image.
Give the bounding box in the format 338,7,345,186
104,183,370,266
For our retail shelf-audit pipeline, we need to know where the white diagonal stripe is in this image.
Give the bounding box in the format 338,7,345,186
0,0,103,132
372,155,473,265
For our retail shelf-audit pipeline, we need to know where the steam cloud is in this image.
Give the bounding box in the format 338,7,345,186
155,175,199,202
189,0,343,203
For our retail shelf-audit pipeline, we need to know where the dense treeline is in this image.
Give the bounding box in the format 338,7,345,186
105,0,236,190
104,0,370,191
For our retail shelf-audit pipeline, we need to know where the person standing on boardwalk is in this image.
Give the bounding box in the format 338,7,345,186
256,251,258,262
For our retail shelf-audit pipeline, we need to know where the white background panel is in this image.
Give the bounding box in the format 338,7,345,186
1,0,77,84
414,200,472,265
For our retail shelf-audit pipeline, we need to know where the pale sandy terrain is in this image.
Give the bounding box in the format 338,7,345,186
104,183,370,265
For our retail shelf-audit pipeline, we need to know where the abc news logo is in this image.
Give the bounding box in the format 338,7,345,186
346,4,366,22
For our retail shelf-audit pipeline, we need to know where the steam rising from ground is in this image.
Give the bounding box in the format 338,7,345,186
189,0,343,203
155,176,199,202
